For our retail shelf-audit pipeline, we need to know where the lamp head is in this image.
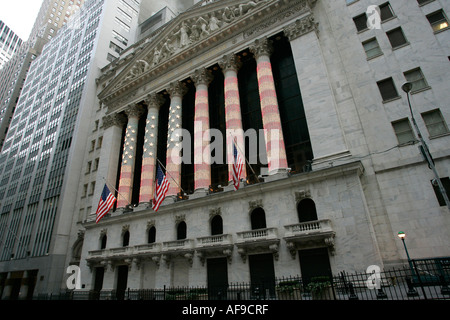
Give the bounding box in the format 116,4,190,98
398,231,406,239
401,82,412,93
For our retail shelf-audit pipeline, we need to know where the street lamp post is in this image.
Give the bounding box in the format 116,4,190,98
398,231,419,297
401,82,450,210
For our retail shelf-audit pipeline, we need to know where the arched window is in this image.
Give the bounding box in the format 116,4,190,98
250,207,267,230
177,221,187,240
211,215,223,235
122,230,130,247
148,226,156,243
297,198,318,222
100,234,107,250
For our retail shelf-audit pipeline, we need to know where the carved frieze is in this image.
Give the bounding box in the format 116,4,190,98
100,0,319,111
283,14,319,41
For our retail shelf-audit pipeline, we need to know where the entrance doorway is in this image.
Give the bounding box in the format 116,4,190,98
116,265,128,300
207,257,228,299
298,247,332,285
248,254,276,298
93,267,104,297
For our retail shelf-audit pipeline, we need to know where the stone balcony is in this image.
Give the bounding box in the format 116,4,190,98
283,219,336,258
235,228,280,262
196,234,234,265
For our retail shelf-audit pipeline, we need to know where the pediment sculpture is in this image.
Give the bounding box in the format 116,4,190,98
115,0,270,89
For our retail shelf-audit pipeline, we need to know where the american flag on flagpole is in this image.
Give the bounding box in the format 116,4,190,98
96,184,116,223
152,164,170,212
232,140,244,191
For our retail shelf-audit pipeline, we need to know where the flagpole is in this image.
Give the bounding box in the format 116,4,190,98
230,134,260,183
102,177,131,206
156,158,187,195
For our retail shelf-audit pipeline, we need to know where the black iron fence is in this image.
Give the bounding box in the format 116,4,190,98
36,257,450,301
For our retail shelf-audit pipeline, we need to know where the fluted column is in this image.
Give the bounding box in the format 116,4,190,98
250,37,288,174
192,68,213,191
139,93,165,203
166,81,187,196
117,104,145,207
219,54,247,182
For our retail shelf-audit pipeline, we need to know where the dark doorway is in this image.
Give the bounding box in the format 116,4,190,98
8,271,23,300
248,254,276,298
148,226,156,243
177,221,187,240
207,257,228,299
250,207,266,230
26,270,38,300
122,230,130,247
94,267,104,292
100,234,107,249
116,265,128,300
93,267,104,299
298,247,332,286
210,215,223,235
297,198,318,222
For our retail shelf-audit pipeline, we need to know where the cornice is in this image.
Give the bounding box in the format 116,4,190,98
83,160,363,229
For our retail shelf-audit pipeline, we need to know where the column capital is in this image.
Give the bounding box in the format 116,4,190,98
283,15,318,41
145,93,165,110
167,81,188,98
125,104,145,118
249,37,273,60
102,113,127,129
219,54,242,73
191,68,213,87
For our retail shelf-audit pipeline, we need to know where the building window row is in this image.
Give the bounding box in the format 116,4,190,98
352,2,448,34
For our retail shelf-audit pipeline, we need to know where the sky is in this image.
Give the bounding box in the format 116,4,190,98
0,0,44,40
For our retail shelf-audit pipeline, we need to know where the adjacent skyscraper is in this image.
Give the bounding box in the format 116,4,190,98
0,21,23,69
0,0,142,299
0,0,86,150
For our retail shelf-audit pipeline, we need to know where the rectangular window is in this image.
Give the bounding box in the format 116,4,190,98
417,0,434,5
115,16,130,32
107,53,117,63
392,119,415,145
426,10,449,33
112,30,128,46
353,13,367,32
386,27,408,48
109,41,123,54
431,177,450,207
362,38,382,59
377,77,399,101
379,2,395,21
403,67,429,92
421,109,449,137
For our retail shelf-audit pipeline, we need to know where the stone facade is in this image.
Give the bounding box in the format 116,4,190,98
75,0,450,295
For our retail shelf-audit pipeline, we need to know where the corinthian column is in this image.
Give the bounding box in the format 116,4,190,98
192,68,213,191
117,104,145,207
139,93,165,203
166,81,187,196
250,37,288,174
219,54,247,183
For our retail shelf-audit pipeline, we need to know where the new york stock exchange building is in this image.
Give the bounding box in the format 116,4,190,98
75,0,450,299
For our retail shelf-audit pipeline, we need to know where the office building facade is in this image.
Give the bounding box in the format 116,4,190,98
0,0,141,299
0,21,22,70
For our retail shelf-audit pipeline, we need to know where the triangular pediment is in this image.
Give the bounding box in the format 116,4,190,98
98,0,285,106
